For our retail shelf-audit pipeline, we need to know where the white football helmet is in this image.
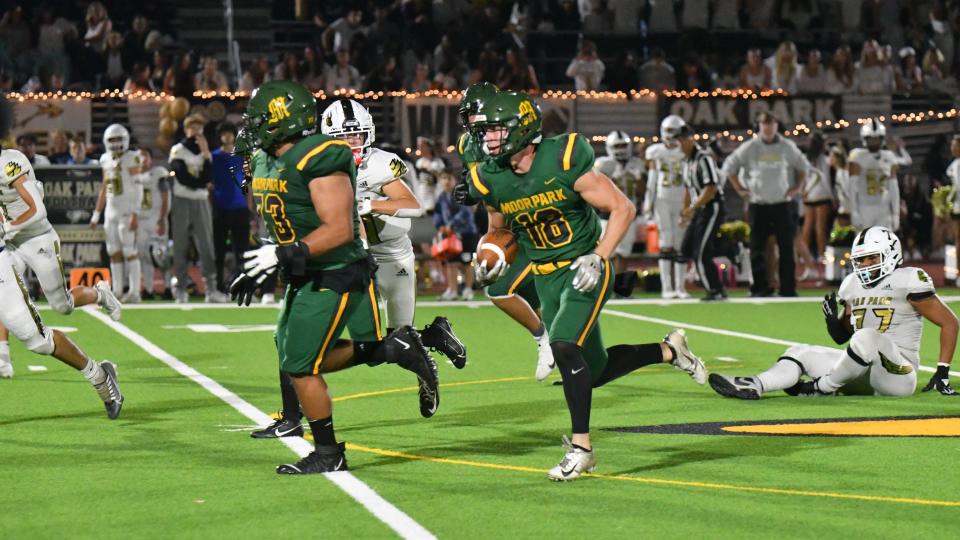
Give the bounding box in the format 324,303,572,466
850,226,902,286
660,115,686,144
103,124,130,154
605,130,632,160
860,117,886,150
149,238,172,270
320,98,375,164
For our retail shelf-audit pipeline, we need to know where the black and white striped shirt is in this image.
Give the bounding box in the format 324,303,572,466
682,146,724,203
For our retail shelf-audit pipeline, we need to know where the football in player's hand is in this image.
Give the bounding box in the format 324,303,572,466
476,229,518,268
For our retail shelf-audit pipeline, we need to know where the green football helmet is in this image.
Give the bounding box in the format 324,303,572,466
458,81,499,128
473,91,542,163
236,80,317,155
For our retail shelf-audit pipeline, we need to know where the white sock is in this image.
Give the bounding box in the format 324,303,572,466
0,341,9,362
818,353,869,393
109,262,125,296
127,258,142,297
80,358,106,386
674,260,687,293
533,324,549,344
755,359,803,392
658,258,673,294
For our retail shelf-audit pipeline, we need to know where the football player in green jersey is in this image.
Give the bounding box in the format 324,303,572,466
454,83,556,382
229,80,440,474
468,91,709,481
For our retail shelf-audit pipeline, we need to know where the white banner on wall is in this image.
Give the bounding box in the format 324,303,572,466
12,100,92,147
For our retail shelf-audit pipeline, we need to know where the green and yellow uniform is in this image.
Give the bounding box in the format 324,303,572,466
469,133,612,380
251,134,382,376
458,132,540,308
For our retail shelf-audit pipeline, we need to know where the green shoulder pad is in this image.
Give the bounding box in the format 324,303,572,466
289,134,355,179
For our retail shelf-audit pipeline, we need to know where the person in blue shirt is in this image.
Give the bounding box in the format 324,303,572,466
210,122,251,293
66,135,96,165
434,170,477,300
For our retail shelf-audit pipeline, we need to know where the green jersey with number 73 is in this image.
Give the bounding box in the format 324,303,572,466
248,133,367,271
468,132,601,263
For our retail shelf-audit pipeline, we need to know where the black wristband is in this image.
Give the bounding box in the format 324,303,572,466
277,242,309,277
936,364,951,379
824,316,853,345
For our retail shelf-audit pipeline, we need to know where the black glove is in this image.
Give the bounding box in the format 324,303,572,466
822,291,853,344
229,273,259,306
453,170,477,206
922,364,958,395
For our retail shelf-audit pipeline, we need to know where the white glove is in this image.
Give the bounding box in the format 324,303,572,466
357,196,374,216
474,257,509,286
0,220,18,243
571,253,604,293
242,244,279,284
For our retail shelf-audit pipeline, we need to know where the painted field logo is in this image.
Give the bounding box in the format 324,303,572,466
608,416,960,437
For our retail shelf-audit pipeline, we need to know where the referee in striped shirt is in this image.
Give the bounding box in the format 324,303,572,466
677,122,727,301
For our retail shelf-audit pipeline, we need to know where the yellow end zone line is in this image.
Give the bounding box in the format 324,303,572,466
333,376,530,402
346,443,960,508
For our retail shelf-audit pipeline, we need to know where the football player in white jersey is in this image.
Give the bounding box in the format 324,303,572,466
709,227,959,399
0,148,123,378
135,148,170,300
847,118,911,232
0,241,124,416
593,130,644,292
91,124,144,301
947,135,960,286
643,115,690,299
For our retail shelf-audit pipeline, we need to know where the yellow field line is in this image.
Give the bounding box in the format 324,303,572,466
346,443,960,508
333,376,530,402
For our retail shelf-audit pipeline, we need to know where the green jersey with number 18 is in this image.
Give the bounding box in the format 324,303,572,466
468,133,601,263
249,133,366,271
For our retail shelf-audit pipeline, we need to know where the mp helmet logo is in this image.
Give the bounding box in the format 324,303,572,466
518,100,536,126
268,96,291,124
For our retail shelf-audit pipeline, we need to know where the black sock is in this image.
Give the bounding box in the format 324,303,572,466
279,371,302,422
354,340,387,367
309,416,336,447
593,343,665,388
551,341,592,434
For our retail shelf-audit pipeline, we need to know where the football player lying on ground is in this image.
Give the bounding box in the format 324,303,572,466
229,80,440,474
249,97,467,440
709,227,958,399
468,91,708,481
453,82,557,381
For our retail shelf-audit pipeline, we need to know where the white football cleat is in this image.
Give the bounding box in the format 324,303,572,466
547,436,596,481
661,291,678,300
0,354,13,379
535,331,556,381
675,290,690,299
120,292,141,304
664,328,707,384
95,281,123,321
260,292,276,305
205,290,229,304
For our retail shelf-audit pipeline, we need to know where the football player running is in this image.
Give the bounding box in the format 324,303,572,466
455,82,557,381
229,80,440,473
594,129,645,296
320,98,466,366
0,241,124,416
0,148,123,378
91,124,144,301
847,119,910,232
643,116,690,299
468,91,708,480
709,226,958,399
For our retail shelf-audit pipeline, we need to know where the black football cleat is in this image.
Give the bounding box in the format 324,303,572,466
276,443,348,474
251,414,304,438
784,378,835,397
419,316,467,369
708,373,761,400
94,361,124,420
386,326,440,418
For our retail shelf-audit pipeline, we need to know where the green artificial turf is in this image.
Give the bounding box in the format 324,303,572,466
2,299,959,539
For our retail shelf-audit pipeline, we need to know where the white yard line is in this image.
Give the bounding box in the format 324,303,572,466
603,308,960,378
82,306,435,540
